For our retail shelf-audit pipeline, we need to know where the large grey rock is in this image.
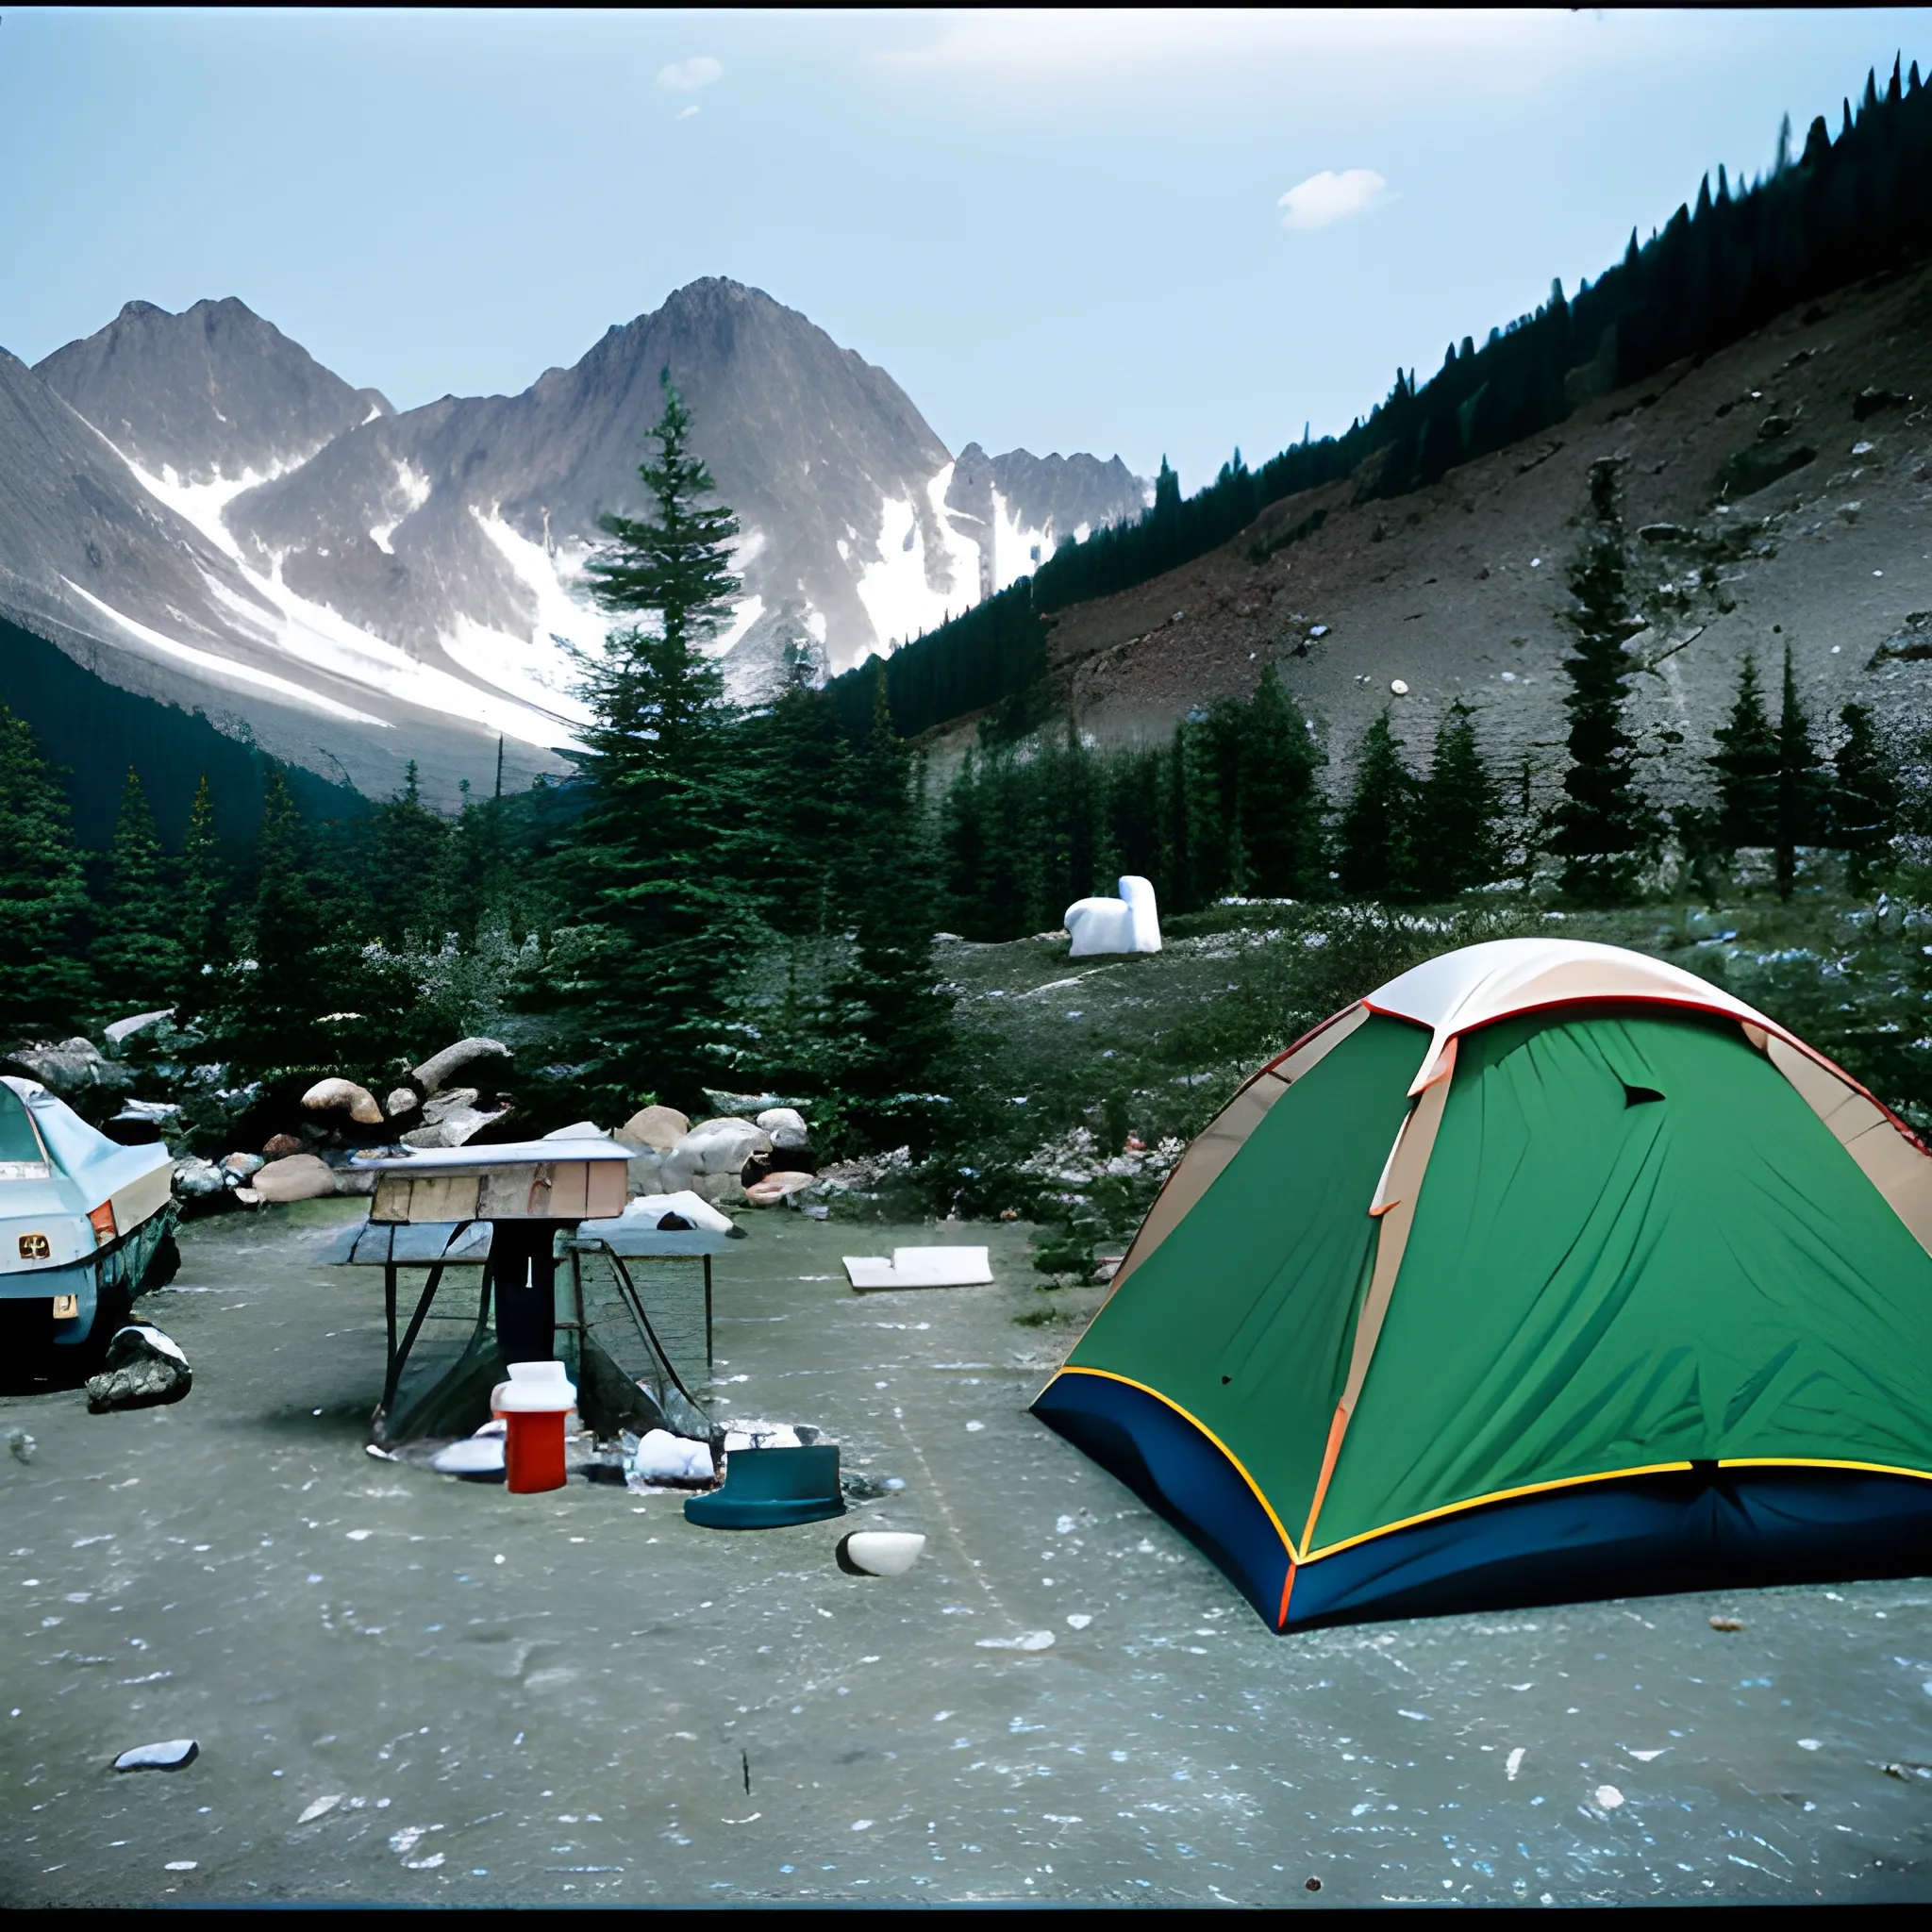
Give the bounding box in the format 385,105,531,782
103,1008,175,1048
676,1118,773,1176
252,1153,338,1203
412,1039,512,1095
755,1107,811,1152
85,1324,191,1413
401,1104,506,1150
172,1156,226,1200
7,1038,131,1100
619,1105,688,1152
301,1076,384,1125
422,1086,481,1124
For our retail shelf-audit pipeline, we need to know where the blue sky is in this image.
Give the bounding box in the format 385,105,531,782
3,8,1925,488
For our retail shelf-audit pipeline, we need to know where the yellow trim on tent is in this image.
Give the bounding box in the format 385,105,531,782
1718,1456,1932,1480
1302,1461,1696,1563
1047,1366,1301,1563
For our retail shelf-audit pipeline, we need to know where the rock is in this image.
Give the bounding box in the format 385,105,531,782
542,1121,607,1141
252,1153,339,1203
331,1165,376,1196
301,1077,384,1125
262,1132,303,1158
6,1426,35,1464
412,1036,511,1096
103,1008,175,1047
837,1530,926,1577
744,1170,818,1208
232,1187,262,1206
675,1117,773,1176
112,1738,199,1773
702,1089,810,1118
619,1105,689,1152
401,1104,506,1150
621,1146,665,1196
755,1107,810,1152
1636,522,1691,543
422,1086,481,1124
6,1037,132,1099
219,1152,265,1177
691,1171,748,1208
383,1087,419,1119
171,1156,225,1200
1708,1614,1744,1632
85,1324,192,1413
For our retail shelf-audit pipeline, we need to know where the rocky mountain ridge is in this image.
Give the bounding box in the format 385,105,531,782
0,280,1145,803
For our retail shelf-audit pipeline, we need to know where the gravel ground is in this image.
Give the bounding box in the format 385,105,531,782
4,1199,1930,1906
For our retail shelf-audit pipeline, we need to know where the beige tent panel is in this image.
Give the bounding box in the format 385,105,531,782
1763,1035,1932,1258
1109,1005,1370,1291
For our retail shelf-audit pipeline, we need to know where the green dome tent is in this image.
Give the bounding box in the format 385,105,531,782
1033,939,1932,1629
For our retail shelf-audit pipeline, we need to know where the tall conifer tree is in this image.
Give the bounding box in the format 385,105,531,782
1710,654,1779,848
1238,664,1326,897
1774,645,1828,900
1831,703,1898,892
92,769,185,1012
540,372,747,1111
0,704,92,1039
1340,709,1418,901
1417,702,1504,897
1550,460,1657,902
177,774,225,1008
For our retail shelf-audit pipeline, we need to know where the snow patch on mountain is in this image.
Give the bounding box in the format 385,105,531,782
857,463,986,658
60,576,388,726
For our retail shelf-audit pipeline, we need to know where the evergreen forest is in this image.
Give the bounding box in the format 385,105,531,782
832,60,1932,742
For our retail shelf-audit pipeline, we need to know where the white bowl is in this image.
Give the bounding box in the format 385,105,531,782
839,1530,926,1577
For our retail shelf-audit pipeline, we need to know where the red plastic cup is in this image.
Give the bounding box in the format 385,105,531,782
504,1409,567,1493
494,1360,576,1495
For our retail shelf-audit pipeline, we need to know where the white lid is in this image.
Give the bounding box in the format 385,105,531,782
493,1359,577,1410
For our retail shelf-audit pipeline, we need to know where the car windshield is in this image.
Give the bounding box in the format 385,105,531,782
0,1086,49,1170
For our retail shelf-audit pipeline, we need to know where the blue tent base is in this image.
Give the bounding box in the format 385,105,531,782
1033,1372,1291,1627
1033,1373,1932,1629
1289,1463,1932,1629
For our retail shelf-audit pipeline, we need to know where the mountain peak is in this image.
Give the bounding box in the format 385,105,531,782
37,297,388,486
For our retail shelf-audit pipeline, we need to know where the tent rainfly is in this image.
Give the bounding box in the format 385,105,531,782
1033,939,1932,1629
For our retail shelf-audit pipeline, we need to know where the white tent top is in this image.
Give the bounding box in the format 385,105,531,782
1364,938,1789,1094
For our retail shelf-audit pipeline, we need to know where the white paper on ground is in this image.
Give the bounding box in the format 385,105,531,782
843,1246,992,1290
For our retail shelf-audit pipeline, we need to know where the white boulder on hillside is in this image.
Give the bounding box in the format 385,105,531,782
1065,875,1162,958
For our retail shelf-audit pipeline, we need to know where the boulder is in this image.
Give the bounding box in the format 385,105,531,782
84,1324,192,1413
219,1152,265,1178
301,1076,384,1125
262,1132,303,1158
702,1089,806,1118
755,1107,811,1152
743,1170,818,1208
676,1117,773,1176
7,1038,132,1100
622,1146,666,1196
691,1171,748,1208
252,1153,339,1203
401,1104,506,1150
383,1087,419,1119
103,1008,175,1048
619,1105,689,1152
171,1156,225,1200
412,1037,512,1096
422,1086,481,1124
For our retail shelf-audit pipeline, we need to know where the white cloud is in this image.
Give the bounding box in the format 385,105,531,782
675,104,701,121
1278,168,1388,231
657,55,723,92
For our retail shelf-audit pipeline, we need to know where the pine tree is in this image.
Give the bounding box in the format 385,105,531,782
1774,645,1828,900
1831,703,1898,891
1416,702,1504,897
1709,654,1779,848
92,768,185,1013
538,371,749,1112
1238,664,1327,897
1340,709,1419,900
1549,460,1657,902
818,675,951,1149
0,704,93,1040
371,760,453,945
176,773,225,1008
